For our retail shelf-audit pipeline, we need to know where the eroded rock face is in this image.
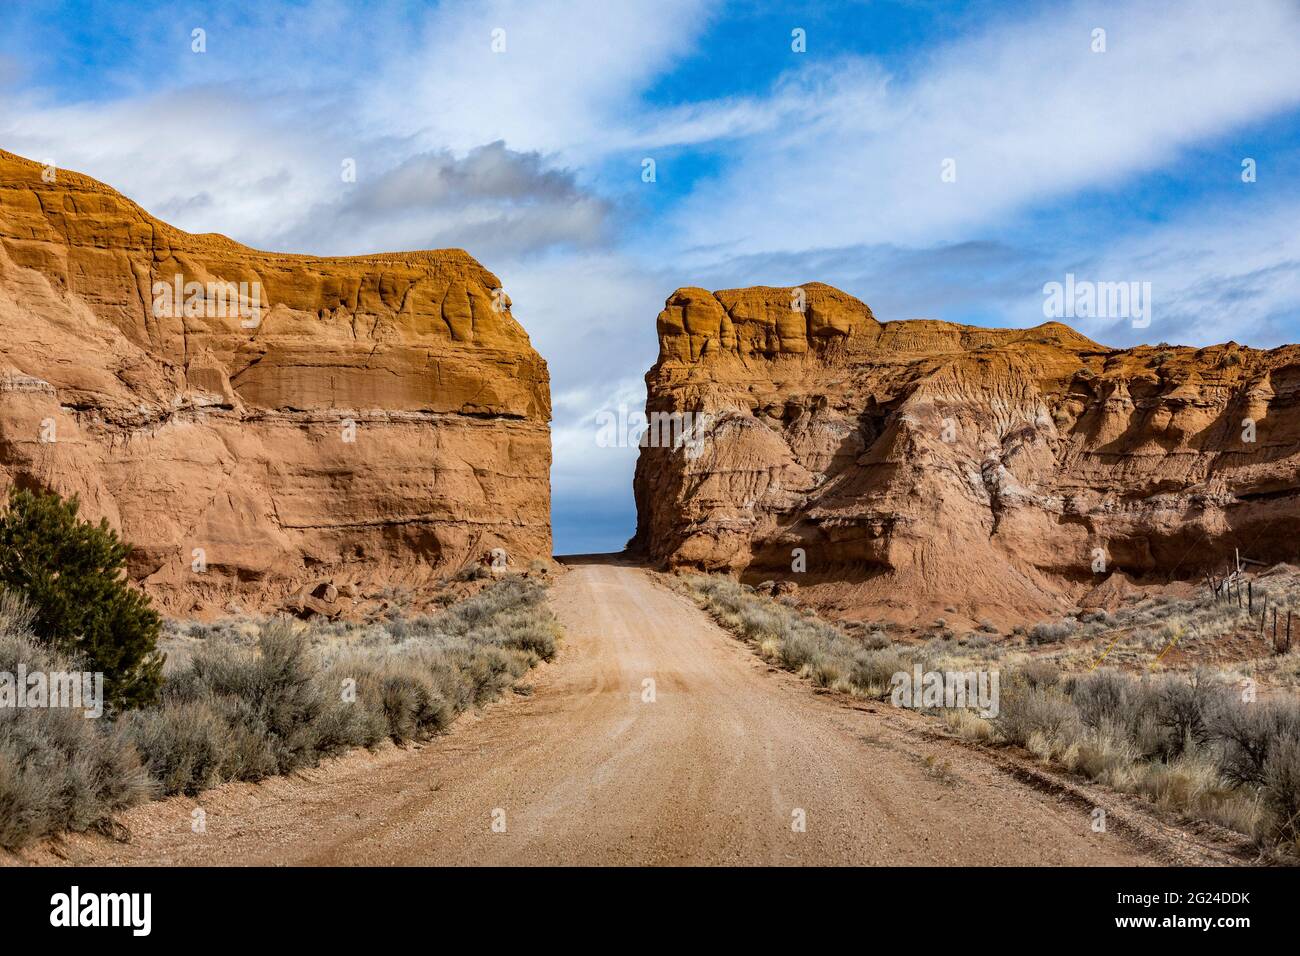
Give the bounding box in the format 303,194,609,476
0,149,550,615
632,283,1300,625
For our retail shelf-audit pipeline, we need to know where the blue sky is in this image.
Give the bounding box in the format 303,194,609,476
3,0,1300,554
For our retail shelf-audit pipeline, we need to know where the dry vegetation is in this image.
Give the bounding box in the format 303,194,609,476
0,575,559,849
682,573,1300,858
1012,568,1300,685
683,575,1017,691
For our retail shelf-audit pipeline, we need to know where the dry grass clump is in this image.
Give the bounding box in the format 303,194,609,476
684,575,1015,705
922,754,957,786
0,576,559,848
990,662,1300,852
1028,618,1080,645
941,707,995,742
683,576,932,697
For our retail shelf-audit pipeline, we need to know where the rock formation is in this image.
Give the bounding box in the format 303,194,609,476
0,149,550,616
632,283,1300,626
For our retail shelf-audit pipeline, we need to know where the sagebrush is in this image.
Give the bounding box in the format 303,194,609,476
685,573,1300,853
0,575,558,848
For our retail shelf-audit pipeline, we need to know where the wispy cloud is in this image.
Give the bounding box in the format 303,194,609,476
1064,196,1300,349
657,0,1300,253
366,0,716,157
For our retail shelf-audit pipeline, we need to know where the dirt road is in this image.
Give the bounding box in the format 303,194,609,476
23,560,1182,866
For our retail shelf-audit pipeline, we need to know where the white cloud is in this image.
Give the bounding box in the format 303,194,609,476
659,0,1300,254
1061,196,1300,349
0,87,347,245
367,0,715,159
551,376,646,496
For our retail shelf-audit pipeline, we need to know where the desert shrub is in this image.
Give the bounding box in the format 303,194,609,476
1028,618,1078,645
0,608,152,846
198,624,344,769
123,698,228,796
1068,670,1142,731
341,655,451,744
1067,671,1178,761
136,620,364,790
777,629,820,671
1,573,559,847
861,629,891,650
688,574,1300,851
1212,698,1300,788
1261,737,1300,846
495,606,560,661
686,575,913,696
1153,676,1224,756
850,648,908,696
148,578,558,779
1019,660,1060,689
736,604,776,640
989,661,1300,851
0,488,163,709
810,659,843,688
994,680,1080,749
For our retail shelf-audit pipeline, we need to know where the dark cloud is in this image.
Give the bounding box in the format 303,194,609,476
347,143,592,210
275,142,613,259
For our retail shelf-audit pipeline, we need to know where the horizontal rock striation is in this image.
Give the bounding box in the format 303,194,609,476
0,149,550,615
632,283,1300,624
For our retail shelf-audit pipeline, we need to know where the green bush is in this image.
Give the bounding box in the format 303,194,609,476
0,488,163,709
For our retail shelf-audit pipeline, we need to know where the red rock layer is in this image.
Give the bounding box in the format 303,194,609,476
632,283,1300,624
0,149,550,615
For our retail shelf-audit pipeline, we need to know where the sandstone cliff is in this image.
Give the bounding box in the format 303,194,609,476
0,149,550,616
632,283,1300,625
